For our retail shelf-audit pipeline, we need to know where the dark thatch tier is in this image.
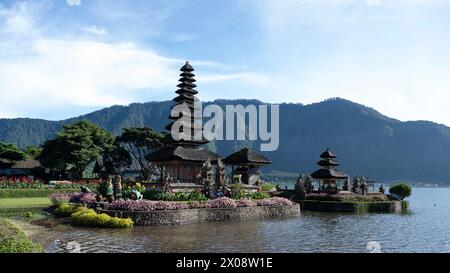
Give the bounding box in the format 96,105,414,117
320,148,337,159
311,148,348,180
317,158,340,167
311,168,348,179
165,61,208,146
146,146,220,163
223,148,272,165
147,61,218,164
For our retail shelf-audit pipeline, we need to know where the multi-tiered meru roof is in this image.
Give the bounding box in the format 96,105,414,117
311,148,348,180
147,62,220,163
164,61,207,147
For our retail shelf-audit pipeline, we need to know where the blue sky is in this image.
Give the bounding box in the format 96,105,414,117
1,0,450,126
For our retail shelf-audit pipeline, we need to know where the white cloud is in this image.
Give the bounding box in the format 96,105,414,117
67,0,81,6
0,2,268,119
83,25,107,36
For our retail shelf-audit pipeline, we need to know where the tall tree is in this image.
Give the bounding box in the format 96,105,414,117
101,139,132,177
117,127,165,180
0,142,26,161
24,146,43,158
38,120,115,179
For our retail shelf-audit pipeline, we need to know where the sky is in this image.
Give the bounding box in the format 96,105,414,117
1,0,450,125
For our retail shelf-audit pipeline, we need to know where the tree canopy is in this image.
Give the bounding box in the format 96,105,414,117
38,120,115,179
24,146,43,158
0,142,26,162
389,182,412,200
116,127,165,180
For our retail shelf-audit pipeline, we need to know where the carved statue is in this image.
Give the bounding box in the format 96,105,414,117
359,176,368,195
201,159,213,197
352,176,360,194
343,178,350,191
303,175,313,194
215,158,225,191
379,184,385,194
114,175,122,200
106,175,114,203
295,174,306,199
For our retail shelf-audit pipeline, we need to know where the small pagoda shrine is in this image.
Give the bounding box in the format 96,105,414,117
311,148,348,193
147,62,221,185
223,148,271,189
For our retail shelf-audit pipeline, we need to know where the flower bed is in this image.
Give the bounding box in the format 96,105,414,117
0,177,44,189
49,192,96,206
110,197,294,212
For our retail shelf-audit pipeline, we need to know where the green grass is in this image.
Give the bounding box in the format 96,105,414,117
0,198,51,209
0,188,79,198
0,218,43,253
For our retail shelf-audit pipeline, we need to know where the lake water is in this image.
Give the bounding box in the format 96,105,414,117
47,187,450,253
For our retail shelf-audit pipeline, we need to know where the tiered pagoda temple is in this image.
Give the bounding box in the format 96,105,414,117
147,62,220,183
311,148,348,193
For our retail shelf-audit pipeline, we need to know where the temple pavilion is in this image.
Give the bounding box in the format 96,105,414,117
223,148,271,186
146,62,221,184
311,148,348,193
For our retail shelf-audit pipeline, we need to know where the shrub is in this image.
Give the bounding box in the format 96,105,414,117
389,183,412,200
142,190,207,202
53,203,76,218
248,192,270,200
71,209,133,228
122,183,147,199
0,218,43,253
108,216,133,228
261,183,276,192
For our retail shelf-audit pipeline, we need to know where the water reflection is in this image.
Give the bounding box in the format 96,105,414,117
47,188,450,253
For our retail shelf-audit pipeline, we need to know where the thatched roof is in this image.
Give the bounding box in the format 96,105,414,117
311,168,348,180
146,146,221,163
0,157,42,169
320,148,337,159
223,148,272,165
317,158,340,167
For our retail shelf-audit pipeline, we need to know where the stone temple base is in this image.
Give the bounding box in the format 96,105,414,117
99,204,301,226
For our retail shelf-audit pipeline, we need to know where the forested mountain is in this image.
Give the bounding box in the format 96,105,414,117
1,98,450,183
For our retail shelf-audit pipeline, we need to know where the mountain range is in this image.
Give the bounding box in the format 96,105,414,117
1,98,450,184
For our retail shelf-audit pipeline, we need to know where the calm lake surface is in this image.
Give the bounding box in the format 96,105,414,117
47,187,450,253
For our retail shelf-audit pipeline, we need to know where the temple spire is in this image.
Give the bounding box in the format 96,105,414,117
165,62,207,146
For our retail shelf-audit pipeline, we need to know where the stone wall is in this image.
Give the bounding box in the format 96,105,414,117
99,205,301,226
300,200,409,213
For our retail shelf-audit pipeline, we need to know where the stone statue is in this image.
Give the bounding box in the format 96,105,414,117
352,176,360,194
303,175,313,194
379,184,385,194
359,176,368,195
114,175,122,200
201,159,213,197
343,178,350,191
215,158,225,191
106,175,114,203
295,174,306,199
